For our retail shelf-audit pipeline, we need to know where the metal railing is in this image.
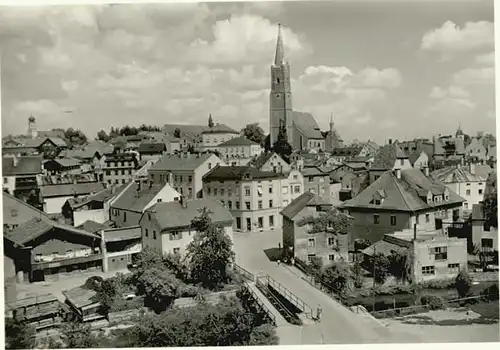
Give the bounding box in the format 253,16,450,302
242,282,276,326
257,275,313,319
256,278,297,323
233,263,255,282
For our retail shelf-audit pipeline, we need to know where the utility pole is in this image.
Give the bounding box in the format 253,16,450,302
372,245,376,312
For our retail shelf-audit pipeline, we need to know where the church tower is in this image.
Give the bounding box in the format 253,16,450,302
269,23,293,146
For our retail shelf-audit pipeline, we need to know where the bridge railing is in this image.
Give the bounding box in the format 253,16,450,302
242,282,276,326
256,276,297,323
257,275,313,319
233,263,255,282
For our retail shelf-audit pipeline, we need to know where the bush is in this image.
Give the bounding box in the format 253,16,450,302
481,284,499,301
83,276,104,291
179,284,201,298
420,278,455,290
420,295,445,310
455,270,472,298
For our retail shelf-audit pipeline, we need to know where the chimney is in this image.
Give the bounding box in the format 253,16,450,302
413,223,417,241
136,179,141,193
388,139,393,145
395,168,401,179
469,162,476,175
424,166,429,177
180,196,188,208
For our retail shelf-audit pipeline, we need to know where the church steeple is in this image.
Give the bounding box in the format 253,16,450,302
274,23,285,66
329,113,334,132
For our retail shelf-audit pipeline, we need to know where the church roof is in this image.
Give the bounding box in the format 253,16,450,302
291,111,323,139
274,23,285,65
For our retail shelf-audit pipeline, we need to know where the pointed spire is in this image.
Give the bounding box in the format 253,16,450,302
329,113,334,131
274,23,285,65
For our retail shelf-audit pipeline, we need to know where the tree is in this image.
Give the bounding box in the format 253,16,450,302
96,129,110,142
455,270,472,298
297,207,352,236
121,297,276,347
388,248,412,283
208,114,214,128
186,208,235,289
241,123,266,145
137,267,182,312
263,134,271,152
272,124,292,162
64,128,87,146
174,128,181,138
60,321,100,348
372,253,390,285
321,262,352,295
5,318,35,349
483,173,497,228
351,261,364,288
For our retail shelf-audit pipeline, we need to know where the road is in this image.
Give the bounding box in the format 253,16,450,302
233,229,421,344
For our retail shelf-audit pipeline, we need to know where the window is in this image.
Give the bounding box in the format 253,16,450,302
173,248,180,254
307,254,316,262
188,188,193,197
282,186,289,194
153,231,157,239
170,231,181,240
390,215,396,226
245,201,251,210
174,175,178,182
269,215,274,227
214,188,218,195
308,238,315,247
373,214,380,224
478,189,483,195
123,212,127,222
482,238,494,248
228,188,232,196
293,175,298,180
245,187,251,196
466,189,471,196
431,246,448,260
308,177,314,182
258,217,263,228
228,200,232,209
188,175,192,183
157,198,162,203
179,175,183,182
448,263,460,273
328,237,336,246
258,201,263,209
464,203,468,209
416,215,419,225
269,186,273,194
207,187,211,195
236,201,240,209
374,199,381,205
145,229,149,238
269,200,273,208
208,162,212,169
329,254,335,261
294,185,301,193
220,188,225,196
425,214,430,223
422,266,435,275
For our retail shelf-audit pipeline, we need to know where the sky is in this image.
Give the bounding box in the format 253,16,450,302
0,0,495,144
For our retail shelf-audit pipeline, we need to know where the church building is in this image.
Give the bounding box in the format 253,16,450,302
269,24,343,152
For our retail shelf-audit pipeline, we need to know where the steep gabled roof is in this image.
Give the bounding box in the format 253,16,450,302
111,182,180,212
431,166,488,183
3,192,50,227
150,153,213,171
201,123,239,135
371,143,407,170
5,217,100,247
291,111,323,139
144,199,233,231
218,136,258,147
342,168,465,212
2,156,43,176
281,192,338,220
203,165,285,181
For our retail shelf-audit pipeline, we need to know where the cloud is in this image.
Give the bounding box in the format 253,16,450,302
452,67,495,86
421,20,493,59
187,15,309,65
429,85,470,99
474,51,495,65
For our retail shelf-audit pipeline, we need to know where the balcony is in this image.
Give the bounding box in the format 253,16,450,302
31,253,103,270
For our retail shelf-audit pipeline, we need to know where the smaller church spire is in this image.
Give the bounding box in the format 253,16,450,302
274,23,285,66
329,113,334,131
